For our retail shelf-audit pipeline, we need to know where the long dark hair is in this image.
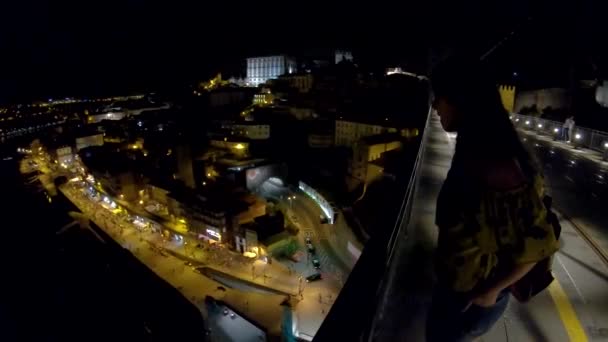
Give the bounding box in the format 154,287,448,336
431,57,536,177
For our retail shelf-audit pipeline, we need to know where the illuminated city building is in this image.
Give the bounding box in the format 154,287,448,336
165,184,265,246
75,132,104,151
334,50,353,64
335,119,417,147
219,122,270,140
278,73,314,93
350,135,402,183
246,55,296,87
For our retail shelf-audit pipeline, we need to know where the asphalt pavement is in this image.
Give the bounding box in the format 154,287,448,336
518,129,608,254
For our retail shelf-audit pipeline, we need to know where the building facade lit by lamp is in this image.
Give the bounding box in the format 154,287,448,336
335,50,353,64
206,228,221,241
246,55,296,87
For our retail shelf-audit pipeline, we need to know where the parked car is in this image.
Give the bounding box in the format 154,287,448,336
306,273,322,282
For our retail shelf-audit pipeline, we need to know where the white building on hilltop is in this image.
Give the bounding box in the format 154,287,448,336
246,55,296,87
335,50,353,64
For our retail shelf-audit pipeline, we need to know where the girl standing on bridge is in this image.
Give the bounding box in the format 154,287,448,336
427,57,559,342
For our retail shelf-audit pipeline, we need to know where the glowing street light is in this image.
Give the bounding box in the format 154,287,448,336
604,142,608,149
537,123,543,128
287,195,296,209
575,133,582,140
525,120,530,126
552,127,561,141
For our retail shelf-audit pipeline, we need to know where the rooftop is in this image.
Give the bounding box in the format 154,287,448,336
360,133,402,145
79,145,137,175
336,116,406,128
167,181,252,214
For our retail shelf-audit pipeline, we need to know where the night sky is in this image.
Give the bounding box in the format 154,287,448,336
0,0,605,103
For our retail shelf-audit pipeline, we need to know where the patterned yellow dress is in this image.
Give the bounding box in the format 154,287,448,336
435,162,560,292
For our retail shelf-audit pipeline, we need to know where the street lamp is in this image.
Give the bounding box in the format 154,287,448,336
572,133,583,149
553,127,560,141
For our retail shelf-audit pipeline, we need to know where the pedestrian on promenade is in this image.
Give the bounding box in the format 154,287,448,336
562,116,575,142
428,57,560,342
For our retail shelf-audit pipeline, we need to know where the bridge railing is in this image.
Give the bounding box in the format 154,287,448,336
511,113,608,153
313,106,432,341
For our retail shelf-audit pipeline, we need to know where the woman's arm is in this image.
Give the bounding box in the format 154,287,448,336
464,262,537,310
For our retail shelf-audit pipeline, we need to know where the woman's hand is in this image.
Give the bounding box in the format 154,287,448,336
471,288,500,307
462,262,537,312
462,288,501,312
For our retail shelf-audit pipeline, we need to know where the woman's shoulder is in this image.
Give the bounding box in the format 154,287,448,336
479,158,528,191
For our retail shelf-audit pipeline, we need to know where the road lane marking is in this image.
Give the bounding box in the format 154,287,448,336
547,279,588,342
555,255,587,305
554,206,608,271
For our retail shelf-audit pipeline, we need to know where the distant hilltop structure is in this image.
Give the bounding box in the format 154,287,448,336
246,55,297,87
498,85,516,113
243,50,354,87
335,50,353,64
